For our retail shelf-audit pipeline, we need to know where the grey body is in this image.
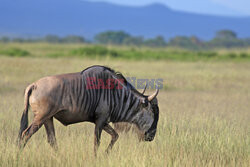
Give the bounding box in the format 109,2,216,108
18,66,159,155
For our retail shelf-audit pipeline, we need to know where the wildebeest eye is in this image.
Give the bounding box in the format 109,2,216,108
141,98,149,107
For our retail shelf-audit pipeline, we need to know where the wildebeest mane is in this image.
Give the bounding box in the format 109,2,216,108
81,65,146,97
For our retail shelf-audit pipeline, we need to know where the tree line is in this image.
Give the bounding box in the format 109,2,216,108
1,30,250,49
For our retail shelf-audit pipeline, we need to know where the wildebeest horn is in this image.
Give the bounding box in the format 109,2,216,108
141,84,147,95
148,89,159,101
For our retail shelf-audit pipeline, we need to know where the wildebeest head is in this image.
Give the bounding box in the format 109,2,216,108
135,89,159,142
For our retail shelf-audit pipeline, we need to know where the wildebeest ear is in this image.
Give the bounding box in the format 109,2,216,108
150,98,158,105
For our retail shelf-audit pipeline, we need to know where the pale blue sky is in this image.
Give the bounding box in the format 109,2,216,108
86,0,250,16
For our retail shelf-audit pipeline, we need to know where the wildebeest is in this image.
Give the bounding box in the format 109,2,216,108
17,65,159,155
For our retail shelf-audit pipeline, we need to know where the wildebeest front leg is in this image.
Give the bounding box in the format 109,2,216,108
103,124,119,153
44,117,58,150
94,124,103,156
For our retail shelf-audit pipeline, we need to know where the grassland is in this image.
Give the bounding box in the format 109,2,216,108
1,43,250,61
0,43,249,166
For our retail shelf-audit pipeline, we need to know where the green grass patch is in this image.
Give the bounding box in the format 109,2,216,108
0,48,30,57
1,43,250,61
69,46,250,61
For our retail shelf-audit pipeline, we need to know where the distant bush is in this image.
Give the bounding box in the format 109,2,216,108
0,48,30,57
240,53,248,58
227,53,237,58
62,35,85,43
196,52,217,57
70,46,120,57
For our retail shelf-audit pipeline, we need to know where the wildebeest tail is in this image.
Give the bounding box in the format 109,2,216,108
17,84,34,143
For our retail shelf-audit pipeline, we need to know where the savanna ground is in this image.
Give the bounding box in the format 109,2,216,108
0,43,249,166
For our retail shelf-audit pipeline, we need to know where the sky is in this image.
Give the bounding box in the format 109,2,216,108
86,0,250,16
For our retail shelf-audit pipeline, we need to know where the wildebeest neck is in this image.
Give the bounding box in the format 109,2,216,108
81,66,145,123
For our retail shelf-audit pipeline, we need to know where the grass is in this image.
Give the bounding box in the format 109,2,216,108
1,43,250,61
0,48,249,166
0,48,30,57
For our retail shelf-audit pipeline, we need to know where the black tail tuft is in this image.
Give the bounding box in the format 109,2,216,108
17,111,28,143
17,84,33,146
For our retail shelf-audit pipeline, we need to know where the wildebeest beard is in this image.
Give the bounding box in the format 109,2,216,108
144,104,159,141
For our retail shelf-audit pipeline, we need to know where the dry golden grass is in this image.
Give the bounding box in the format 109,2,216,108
0,56,249,166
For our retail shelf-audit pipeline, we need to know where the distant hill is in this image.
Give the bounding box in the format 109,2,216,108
0,0,249,40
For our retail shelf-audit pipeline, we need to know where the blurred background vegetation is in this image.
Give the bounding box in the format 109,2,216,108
1,29,250,61
1,29,250,50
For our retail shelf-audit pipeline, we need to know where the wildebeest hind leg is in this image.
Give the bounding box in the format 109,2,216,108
103,124,119,153
20,120,43,149
44,117,58,150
